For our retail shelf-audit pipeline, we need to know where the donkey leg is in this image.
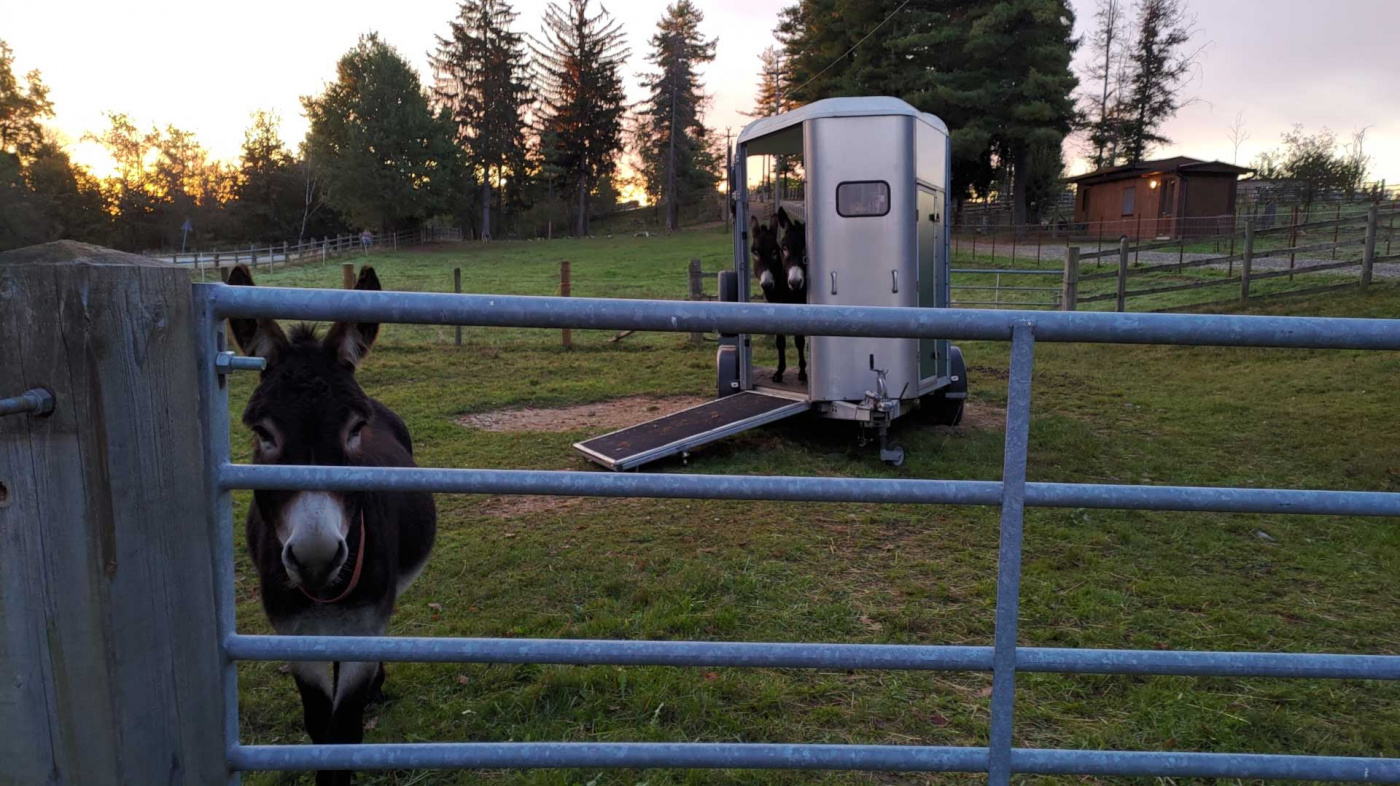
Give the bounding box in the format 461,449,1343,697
796,336,808,384
316,660,383,785
773,335,787,383
290,662,334,745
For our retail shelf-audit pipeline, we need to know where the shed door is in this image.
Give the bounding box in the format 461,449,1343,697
918,186,944,380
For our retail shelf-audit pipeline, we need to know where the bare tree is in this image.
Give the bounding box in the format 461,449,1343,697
1082,0,1128,170
1226,110,1249,164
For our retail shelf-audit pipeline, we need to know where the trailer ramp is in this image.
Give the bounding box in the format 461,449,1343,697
574,391,809,471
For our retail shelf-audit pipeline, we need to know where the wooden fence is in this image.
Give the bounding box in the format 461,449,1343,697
157,227,466,279
1062,204,1398,312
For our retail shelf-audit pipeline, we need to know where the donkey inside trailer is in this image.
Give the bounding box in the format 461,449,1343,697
575,97,967,471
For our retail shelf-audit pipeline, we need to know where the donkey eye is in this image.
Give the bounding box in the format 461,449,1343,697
252,425,277,454
346,419,368,451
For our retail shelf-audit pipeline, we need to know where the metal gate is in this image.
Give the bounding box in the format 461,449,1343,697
197,283,1400,783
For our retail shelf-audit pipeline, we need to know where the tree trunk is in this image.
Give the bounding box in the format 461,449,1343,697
575,176,587,237
1012,146,1030,229
481,179,492,242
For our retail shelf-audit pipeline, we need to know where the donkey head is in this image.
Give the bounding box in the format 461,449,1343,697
749,215,782,295
776,207,807,293
225,264,382,592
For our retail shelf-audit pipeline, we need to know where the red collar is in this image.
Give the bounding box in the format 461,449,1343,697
299,512,366,604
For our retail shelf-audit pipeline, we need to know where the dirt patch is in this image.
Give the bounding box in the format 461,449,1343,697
958,399,1005,431
456,395,710,433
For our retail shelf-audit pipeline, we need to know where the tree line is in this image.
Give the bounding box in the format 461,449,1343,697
1,0,724,253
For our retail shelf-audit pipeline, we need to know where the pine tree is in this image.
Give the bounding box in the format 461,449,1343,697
907,0,1078,224
234,110,298,242
532,0,629,237
303,34,462,230
636,0,718,232
747,46,790,117
1117,0,1197,163
432,0,532,240
777,0,909,105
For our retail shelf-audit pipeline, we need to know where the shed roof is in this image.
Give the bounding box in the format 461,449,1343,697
1066,157,1252,186
737,97,948,146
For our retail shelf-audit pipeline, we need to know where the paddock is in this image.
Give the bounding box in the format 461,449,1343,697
3,238,1400,785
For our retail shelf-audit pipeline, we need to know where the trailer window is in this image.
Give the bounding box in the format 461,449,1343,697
836,181,890,217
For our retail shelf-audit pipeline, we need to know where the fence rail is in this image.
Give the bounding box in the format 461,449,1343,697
149,227,465,276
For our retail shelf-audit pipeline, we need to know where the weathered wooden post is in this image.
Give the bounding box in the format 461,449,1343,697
1061,246,1079,311
560,260,572,350
1116,237,1129,312
281,240,288,269
213,250,222,279
1241,218,1255,303
0,241,226,784
688,258,704,344
1361,204,1379,290
454,267,463,347
250,244,257,267
342,262,356,290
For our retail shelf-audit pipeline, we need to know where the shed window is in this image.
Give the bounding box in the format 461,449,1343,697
836,181,890,217
1121,186,1136,216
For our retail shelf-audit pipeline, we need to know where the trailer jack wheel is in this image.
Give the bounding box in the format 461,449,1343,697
875,422,904,467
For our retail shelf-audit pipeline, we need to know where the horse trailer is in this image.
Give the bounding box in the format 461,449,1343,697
577,97,967,470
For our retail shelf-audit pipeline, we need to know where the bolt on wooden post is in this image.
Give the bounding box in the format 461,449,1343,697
560,260,572,350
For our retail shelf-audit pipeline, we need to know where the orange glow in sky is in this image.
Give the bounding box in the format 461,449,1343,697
7,0,1399,187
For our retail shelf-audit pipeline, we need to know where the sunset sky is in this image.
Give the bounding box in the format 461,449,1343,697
8,0,1399,186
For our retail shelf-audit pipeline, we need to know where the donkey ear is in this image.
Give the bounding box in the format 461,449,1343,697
324,265,382,369
224,265,288,364
749,214,759,232
775,207,791,230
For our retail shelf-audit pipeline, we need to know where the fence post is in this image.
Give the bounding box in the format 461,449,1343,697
688,258,704,344
0,242,227,784
1241,218,1255,303
342,262,355,290
454,267,463,347
1062,247,1079,311
1288,205,1300,280
560,260,572,350
1115,237,1129,312
1332,204,1342,260
1361,204,1379,290
250,244,257,267
281,241,287,269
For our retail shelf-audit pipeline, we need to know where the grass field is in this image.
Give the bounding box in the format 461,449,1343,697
230,227,1400,785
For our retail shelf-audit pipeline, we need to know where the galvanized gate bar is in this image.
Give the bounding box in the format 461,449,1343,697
230,742,990,773
987,326,1035,786
228,743,1400,781
219,464,1400,517
224,633,1400,680
204,285,1400,350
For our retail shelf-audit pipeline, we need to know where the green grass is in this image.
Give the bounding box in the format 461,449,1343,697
229,228,1400,785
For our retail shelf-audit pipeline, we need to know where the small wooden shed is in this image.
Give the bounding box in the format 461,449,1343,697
1067,157,1252,239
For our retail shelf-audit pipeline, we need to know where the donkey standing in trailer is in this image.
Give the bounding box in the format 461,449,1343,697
749,207,809,384
226,265,437,786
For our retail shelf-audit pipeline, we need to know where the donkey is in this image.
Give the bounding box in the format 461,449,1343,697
226,264,436,786
750,206,809,383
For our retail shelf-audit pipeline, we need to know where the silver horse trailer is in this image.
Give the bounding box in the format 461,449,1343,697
576,97,967,470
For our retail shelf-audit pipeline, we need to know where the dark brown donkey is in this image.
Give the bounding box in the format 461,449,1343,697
750,207,809,383
226,264,436,786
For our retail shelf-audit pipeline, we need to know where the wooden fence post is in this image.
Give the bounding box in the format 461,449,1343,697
560,260,572,350
1361,204,1379,290
0,241,226,784
688,258,704,344
454,267,463,346
250,244,257,267
342,262,355,290
1241,218,1255,303
1288,205,1300,280
281,241,287,269
1116,237,1129,312
1062,246,1079,311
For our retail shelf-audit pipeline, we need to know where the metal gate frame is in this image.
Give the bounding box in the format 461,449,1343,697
195,283,1400,784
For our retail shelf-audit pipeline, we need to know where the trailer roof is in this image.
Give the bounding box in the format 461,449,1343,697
737,97,948,146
